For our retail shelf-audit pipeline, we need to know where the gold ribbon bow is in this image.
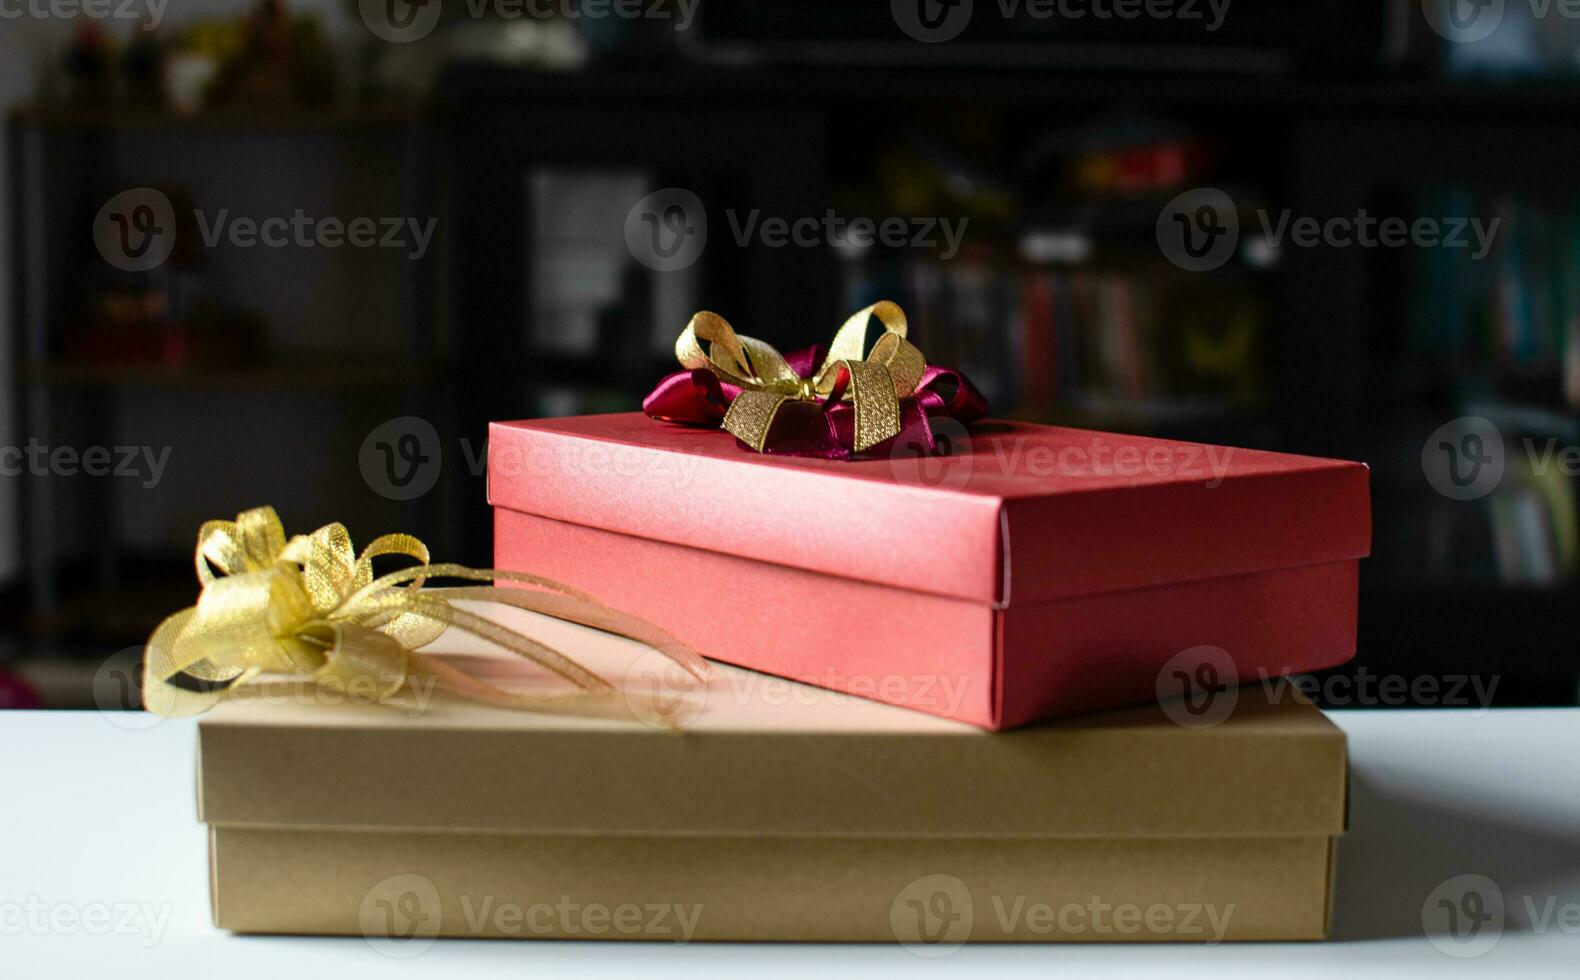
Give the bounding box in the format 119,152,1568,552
142,507,708,718
677,300,928,453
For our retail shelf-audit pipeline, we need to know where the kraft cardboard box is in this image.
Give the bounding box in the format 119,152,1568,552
199,604,1347,943
487,413,1371,729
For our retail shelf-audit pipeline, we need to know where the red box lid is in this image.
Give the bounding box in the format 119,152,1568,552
488,413,1370,607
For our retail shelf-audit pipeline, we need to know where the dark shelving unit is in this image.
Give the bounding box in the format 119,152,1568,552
7,104,443,646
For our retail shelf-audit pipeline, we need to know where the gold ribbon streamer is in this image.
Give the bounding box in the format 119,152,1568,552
675,300,928,453
143,507,709,719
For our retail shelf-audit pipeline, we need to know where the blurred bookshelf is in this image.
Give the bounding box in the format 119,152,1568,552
1373,189,1580,592
6,98,442,682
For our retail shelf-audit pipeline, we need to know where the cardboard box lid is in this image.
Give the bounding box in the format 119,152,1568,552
487,413,1371,606
198,604,1347,839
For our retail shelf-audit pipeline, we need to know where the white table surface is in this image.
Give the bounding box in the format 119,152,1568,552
4,708,1579,978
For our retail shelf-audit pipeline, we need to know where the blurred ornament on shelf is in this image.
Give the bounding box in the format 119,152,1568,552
44,2,340,114
167,21,245,112
65,290,265,371
209,0,336,108
63,23,115,105
123,18,169,108
364,16,586,102
166,49,220,114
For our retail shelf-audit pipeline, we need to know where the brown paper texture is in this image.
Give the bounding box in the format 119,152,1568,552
198,605,1346,942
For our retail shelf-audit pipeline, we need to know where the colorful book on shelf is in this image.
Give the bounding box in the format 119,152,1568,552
1412,187,1580,399
858,252,1266,422
1480,435,1576,586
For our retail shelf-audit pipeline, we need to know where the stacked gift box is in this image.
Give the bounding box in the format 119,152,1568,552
188,306,1370,944
194,411,1367,945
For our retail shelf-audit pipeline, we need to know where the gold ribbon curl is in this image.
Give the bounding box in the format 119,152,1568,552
143,506,709,718
676,300,928,453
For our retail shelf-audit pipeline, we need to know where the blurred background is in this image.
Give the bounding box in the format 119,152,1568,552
1,0,1576,711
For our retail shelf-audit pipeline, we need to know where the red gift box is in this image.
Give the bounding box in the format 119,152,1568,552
489,413,1370,729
